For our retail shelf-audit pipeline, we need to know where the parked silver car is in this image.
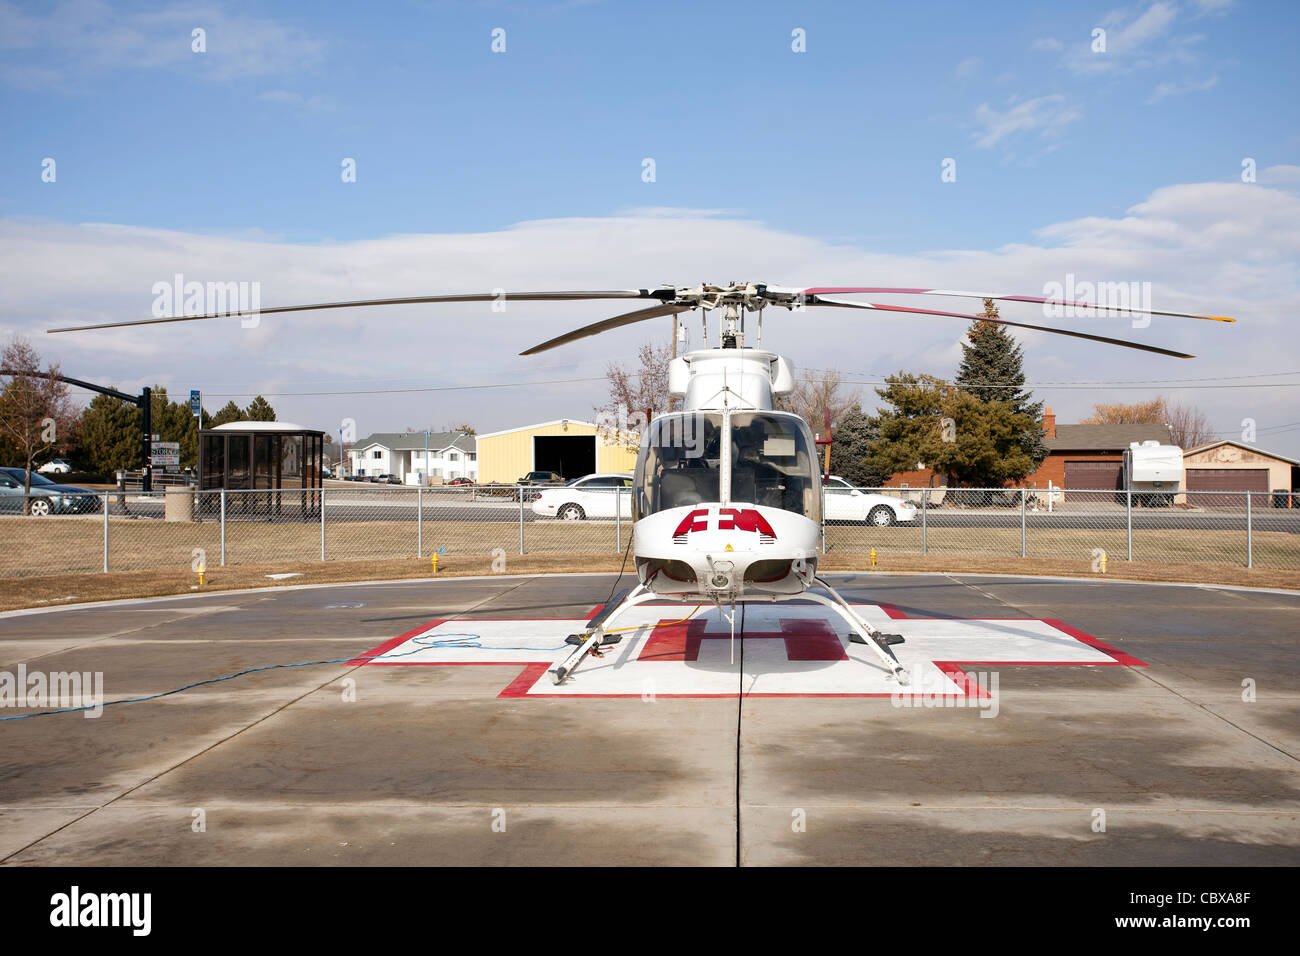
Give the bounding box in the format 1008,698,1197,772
0,467,102,516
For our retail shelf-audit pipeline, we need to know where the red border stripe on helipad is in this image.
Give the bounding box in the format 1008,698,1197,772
343,607,1146,697
344,620,446,665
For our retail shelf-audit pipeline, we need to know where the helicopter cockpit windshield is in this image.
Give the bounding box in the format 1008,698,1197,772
635,411,821,522
729,411,821,522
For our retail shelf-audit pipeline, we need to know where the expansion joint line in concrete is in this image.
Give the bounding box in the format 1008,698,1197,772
945,573,1299,766
0,577,538,865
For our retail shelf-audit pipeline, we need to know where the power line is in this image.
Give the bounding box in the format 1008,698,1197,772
808,367,1300,386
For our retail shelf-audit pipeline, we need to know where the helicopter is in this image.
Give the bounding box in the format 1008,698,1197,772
50,281,1235,685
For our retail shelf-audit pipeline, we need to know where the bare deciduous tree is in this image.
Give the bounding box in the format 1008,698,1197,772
594,341,674,449
0,336,77,512
1081,396,1213,449
775,369,860,438
1080,398,1166,426
1162,401,1214,450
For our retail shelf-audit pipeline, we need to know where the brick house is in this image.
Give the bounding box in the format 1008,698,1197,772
1024,410,1173,494
881,407,1173,494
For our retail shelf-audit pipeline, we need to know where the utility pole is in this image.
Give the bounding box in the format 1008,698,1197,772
141,386,152,491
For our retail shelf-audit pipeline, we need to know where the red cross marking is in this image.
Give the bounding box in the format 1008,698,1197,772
636,617,848,662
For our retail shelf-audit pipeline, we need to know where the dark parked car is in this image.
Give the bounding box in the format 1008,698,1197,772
515,470,564,500
446,477,474,486
0,467,102,516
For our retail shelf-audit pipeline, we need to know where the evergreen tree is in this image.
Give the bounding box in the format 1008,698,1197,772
77,393,141,475
243,395,276,422
954,300,1048,467
866,372,1038,487
828,404,882,486
208,401,243,427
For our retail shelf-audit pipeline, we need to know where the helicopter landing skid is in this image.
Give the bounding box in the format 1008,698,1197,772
553,578,910,686
806,577,911,684
551,583,659,685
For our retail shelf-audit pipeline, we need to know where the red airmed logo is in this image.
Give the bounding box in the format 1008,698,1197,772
672,507,777,538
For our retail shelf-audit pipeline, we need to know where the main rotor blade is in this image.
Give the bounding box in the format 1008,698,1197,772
809,296,1195,358
788,287,1234,323
520,303,690,356
47,290,656,334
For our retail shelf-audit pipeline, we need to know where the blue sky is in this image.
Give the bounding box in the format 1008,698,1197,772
2,0,1299,452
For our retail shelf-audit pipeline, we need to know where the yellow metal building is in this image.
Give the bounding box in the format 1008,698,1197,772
476,419,640,484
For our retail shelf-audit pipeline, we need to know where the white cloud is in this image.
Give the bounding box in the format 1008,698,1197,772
1111,1,1180,51
1068,1,1205,75
1030,37,1063,52
955,57,981,79
2,179,1296,453
1146,73,1218,103
972,94,1082,149
1259,164,1300,188
614,207,735,218
0,0,324,90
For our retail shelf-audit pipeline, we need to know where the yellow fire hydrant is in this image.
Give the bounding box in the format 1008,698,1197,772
197,562,205,586
870,548,877,568
431,553,438,572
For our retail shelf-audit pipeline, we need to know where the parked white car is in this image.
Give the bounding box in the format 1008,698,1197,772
531,473,633,520
823,476,917,526
37,458,72,474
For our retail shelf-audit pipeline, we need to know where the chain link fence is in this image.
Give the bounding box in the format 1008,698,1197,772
0,484,1296,579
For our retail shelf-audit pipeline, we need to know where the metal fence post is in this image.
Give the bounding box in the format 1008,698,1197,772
518,484,525,555
320,486,326,561
1246,491,1253,568
1126,488,1133,562
921,489,928,555
102,493,109,572
220,490,226,566
417,486,422,557
615,488,621,552
1020,487,1027,558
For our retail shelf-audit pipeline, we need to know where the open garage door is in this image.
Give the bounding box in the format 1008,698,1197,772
534,434,595,480
1064,460,1123,505
1185,468,1268,508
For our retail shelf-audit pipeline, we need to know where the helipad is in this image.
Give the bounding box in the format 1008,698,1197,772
0,572,1296,866
355,602,1142,698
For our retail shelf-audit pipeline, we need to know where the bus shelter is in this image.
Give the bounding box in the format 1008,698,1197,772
198,422,325,519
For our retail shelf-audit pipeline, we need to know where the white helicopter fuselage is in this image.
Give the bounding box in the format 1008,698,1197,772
630,347,823,602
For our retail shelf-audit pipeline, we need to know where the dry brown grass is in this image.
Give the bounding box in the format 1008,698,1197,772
0,514,1296,611
2,549,1296,614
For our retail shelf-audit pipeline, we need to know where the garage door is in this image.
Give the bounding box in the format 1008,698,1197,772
1064,460,1123,504
533,435,596,481
1185,468,1269,508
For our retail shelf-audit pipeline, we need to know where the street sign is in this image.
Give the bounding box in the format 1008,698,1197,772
190,390,201,416
151,441,180,467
